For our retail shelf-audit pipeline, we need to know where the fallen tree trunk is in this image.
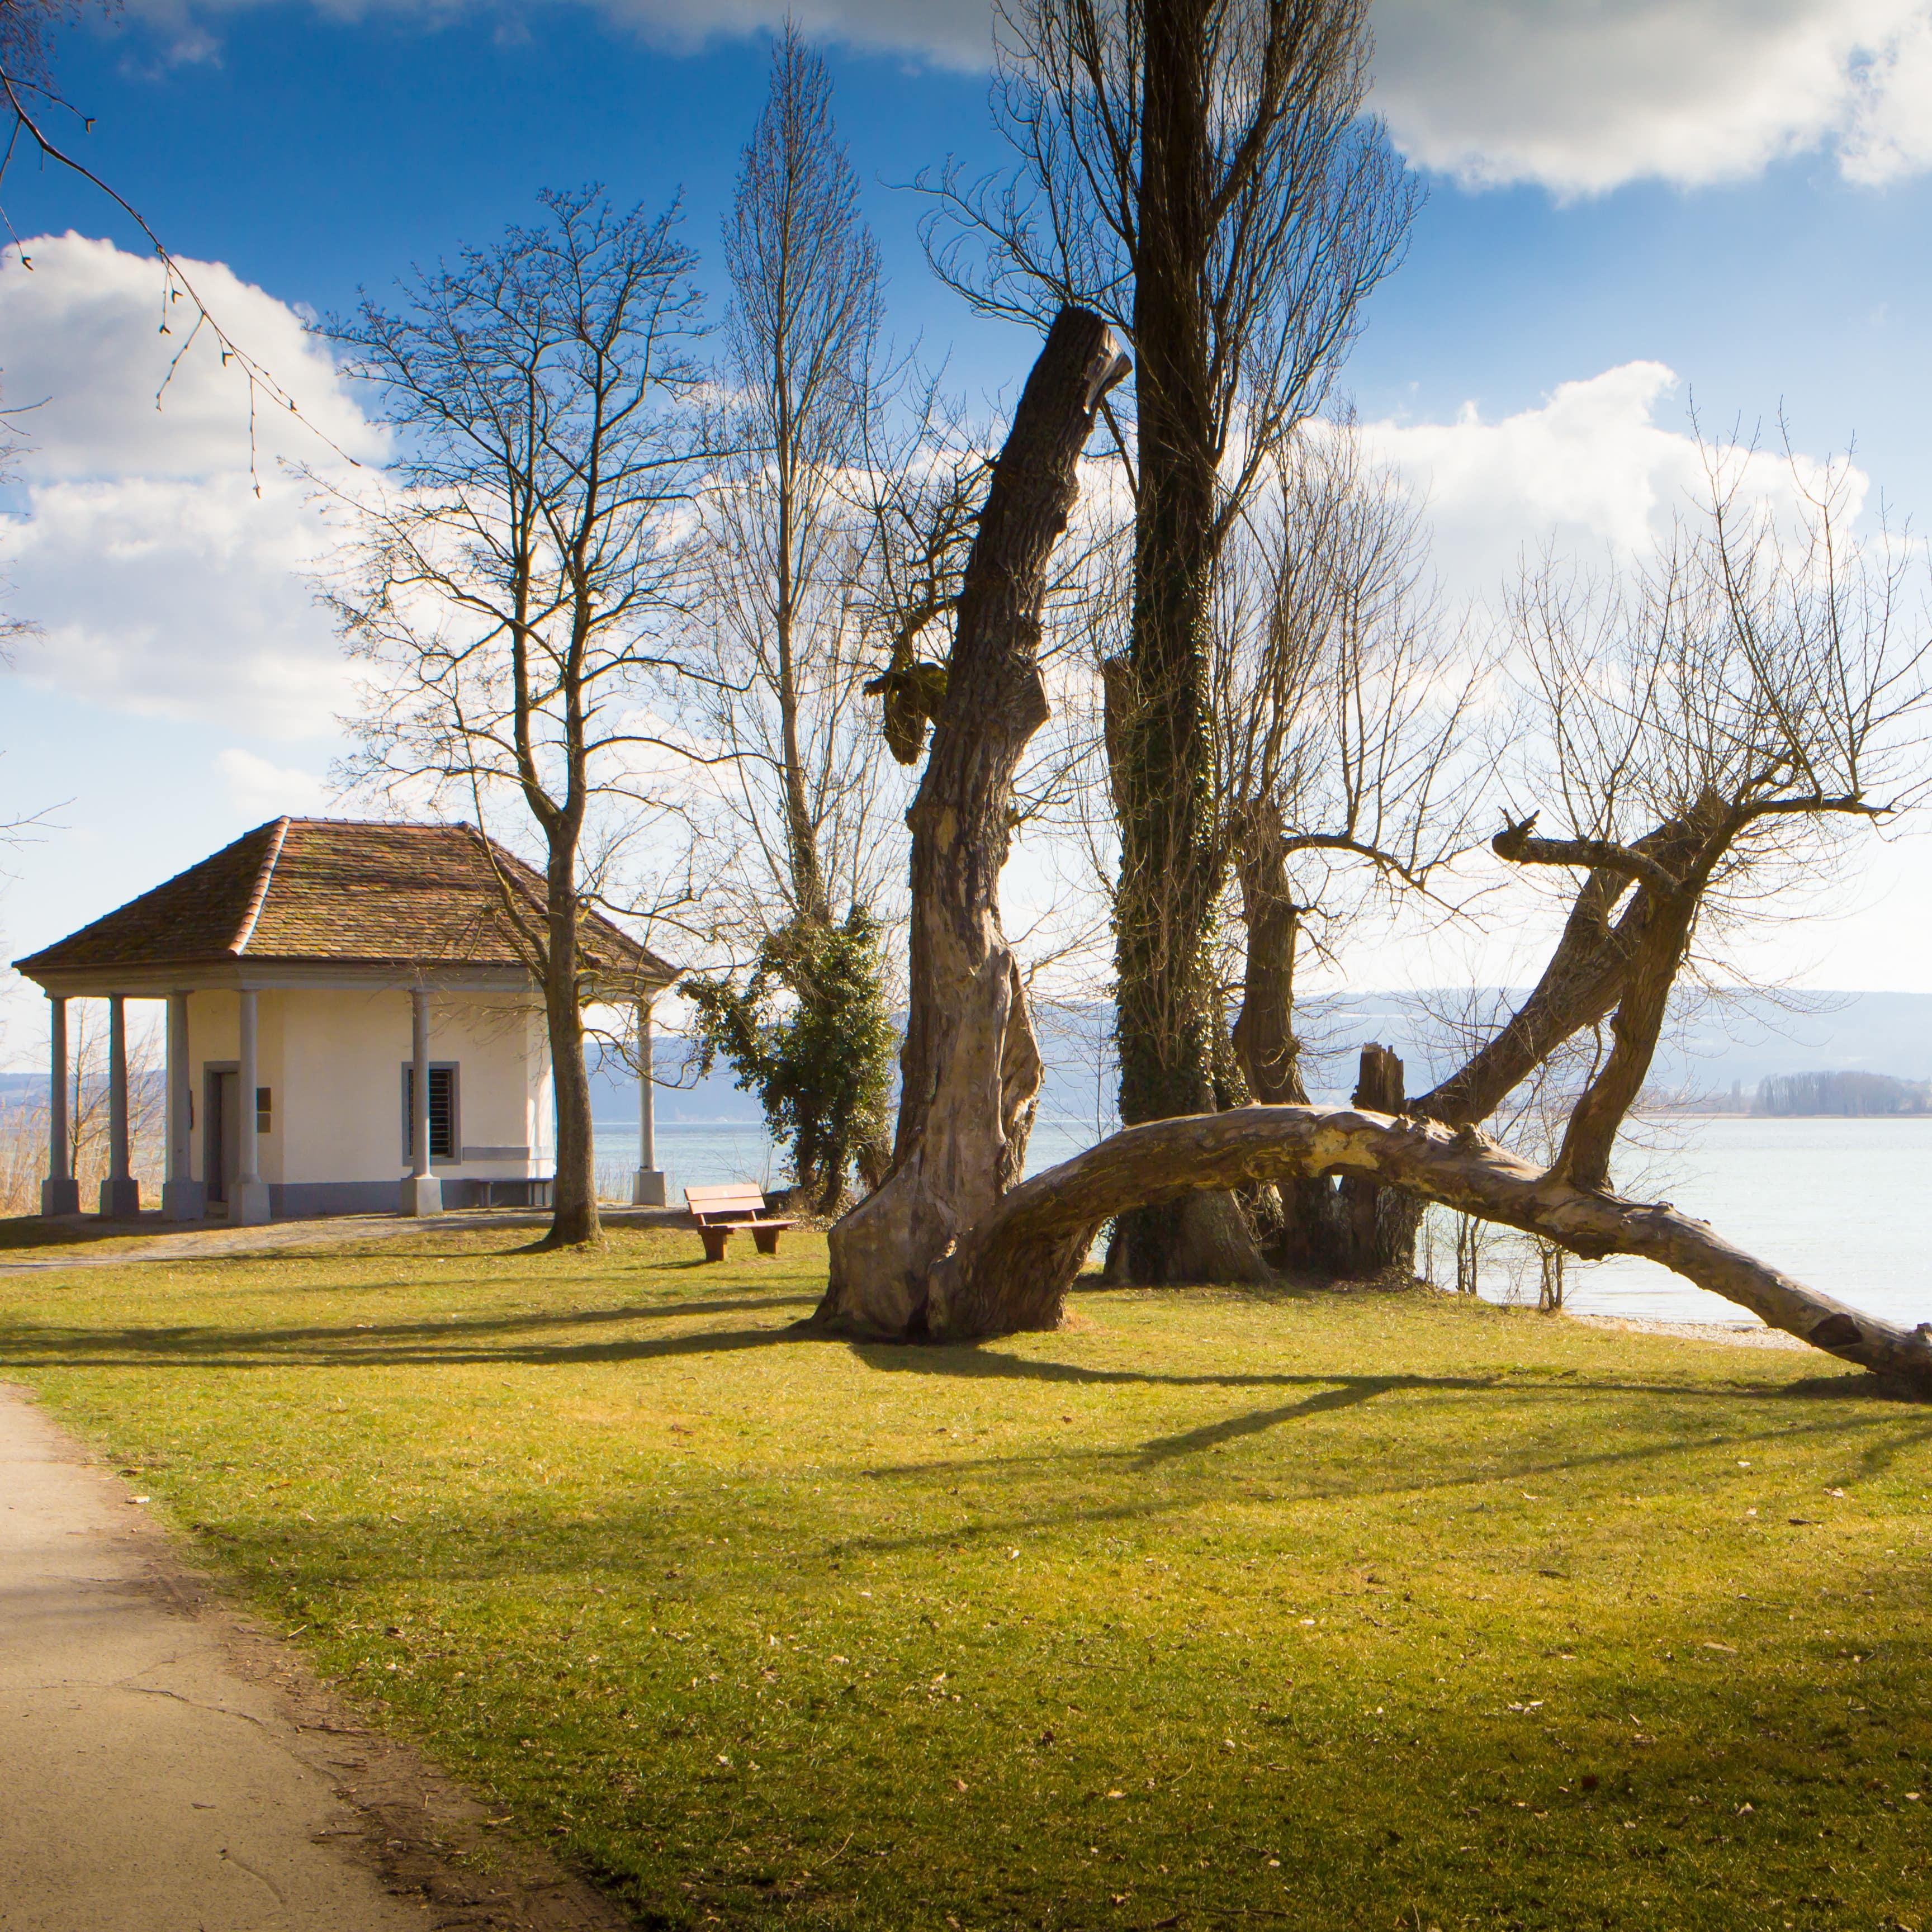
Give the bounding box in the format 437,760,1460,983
922,1102,1932,1389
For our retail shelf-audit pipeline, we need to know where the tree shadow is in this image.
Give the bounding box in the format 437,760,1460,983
1131,1380,1394,1463
823,1400,1924,1564
151,1379,1927,1597
0,1293,822,1370
10,1281,1925,1593
848,1333,1897,1403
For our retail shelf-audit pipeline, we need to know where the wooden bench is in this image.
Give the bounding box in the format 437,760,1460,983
685,1183,795,1262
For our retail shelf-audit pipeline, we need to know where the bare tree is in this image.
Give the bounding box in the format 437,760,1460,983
686,29,968,1210
326,188,707,1247
0,997,163,1213
60,996,162,1182
698,25,896,933
1454,444,1929,1163
923,0,1419,1281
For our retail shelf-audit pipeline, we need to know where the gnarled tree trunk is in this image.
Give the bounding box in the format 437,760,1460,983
921,1102,1932,1390
811,308,1130,1337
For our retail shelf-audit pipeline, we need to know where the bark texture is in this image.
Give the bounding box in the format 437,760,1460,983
1230,809,1308,1107
812,308,1130,1337
923,1102,1932,1390
543,870,601,1247
1108,0,1229,1282
1412,806,1718,1129
1228,807,1333,1271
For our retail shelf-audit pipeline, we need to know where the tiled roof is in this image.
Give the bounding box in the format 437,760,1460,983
13,818,676,985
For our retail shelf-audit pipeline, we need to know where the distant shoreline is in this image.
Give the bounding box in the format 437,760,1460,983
1631,1109,1932,1121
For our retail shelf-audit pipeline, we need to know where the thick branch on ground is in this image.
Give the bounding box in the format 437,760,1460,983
921,1105,1932,1390
812,307,1129,1337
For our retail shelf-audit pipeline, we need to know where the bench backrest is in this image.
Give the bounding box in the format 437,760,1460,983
685,1183,770,1222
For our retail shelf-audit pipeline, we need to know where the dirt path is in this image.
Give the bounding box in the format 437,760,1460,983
0,1381,634,1931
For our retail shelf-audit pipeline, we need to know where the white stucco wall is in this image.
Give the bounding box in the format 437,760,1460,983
183,986,550,1193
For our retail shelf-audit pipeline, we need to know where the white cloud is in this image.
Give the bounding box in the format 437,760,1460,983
1356,361,1866,602
0,231,379,478
216,746,331,816
1373,0,1932,195
1838,6,1932,182
602,0,989,64
0,233,375,739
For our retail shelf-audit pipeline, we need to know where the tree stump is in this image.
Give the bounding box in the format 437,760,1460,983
1334,1042,1419,1278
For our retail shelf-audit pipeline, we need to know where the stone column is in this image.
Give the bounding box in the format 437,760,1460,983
232,989,270,1225
162,990,205,1222
401,986,442,1216
630,996,666,1208
40,996,78,1217
99,994,140,1218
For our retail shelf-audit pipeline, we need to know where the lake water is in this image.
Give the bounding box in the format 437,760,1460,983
596,1114,1932,1333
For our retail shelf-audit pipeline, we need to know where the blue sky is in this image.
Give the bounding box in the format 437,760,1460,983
4,0,1932,1053
25,3,1930,462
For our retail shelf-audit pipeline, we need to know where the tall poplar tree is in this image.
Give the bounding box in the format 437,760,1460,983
686,25,903,1209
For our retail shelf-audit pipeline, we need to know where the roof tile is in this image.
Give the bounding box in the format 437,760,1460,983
13,818,675,985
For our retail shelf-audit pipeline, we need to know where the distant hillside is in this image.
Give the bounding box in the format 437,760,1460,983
1259,988,1932,1104
15,989,1932,1129
590,987,1932,1129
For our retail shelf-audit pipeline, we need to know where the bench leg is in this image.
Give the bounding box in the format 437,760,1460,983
699,1227,730,1263
752,1225,782,1256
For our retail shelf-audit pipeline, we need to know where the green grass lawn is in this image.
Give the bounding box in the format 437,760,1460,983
2,1225,1928,1931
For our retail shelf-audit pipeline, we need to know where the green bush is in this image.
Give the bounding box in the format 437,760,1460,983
685,907,896,1211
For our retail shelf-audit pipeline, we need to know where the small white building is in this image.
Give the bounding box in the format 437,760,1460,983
14,817,675,1223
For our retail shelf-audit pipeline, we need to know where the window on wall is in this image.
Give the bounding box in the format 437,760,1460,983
257,1087,272,1134
401,1064,459,1162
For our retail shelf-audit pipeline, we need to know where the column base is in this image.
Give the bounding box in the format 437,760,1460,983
231,1180,272,1227
98,1176,142,1220
162,1179,207,1223
631,1169,667,1208
39,1177,79,1218
401,1175,444,1216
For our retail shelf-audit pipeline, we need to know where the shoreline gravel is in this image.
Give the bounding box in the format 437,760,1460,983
1565,1311,1807,1351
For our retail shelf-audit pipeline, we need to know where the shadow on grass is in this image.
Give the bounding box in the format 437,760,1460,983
831,1409,1932,1561
132,1395,1932,1597
0,1293,823,1370
4,1287,1920,1437
0,1216,141,1252
11,1294,1926,1580
847,1332,1901,1403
